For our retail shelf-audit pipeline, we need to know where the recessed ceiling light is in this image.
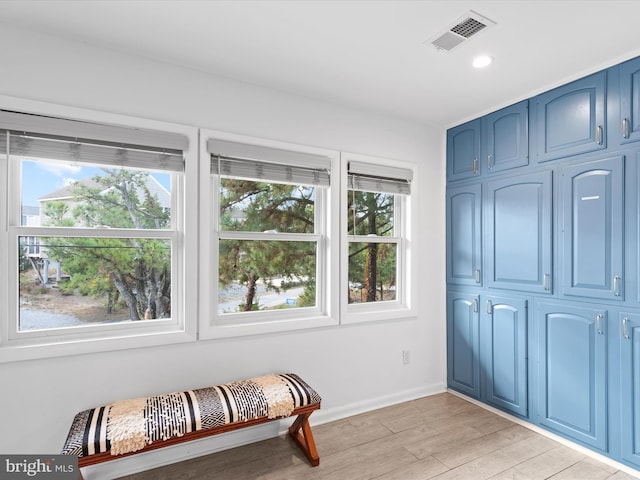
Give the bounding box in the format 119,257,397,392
472,55,493,68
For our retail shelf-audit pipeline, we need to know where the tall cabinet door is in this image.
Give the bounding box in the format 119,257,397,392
446,184,482,286
620,57,640,145
533,71,607,162
447,290,480,399
620,314,640,467
482,295,528,418
447,119,481,181
537,303,607,451
486,171,553,294
483,100,529,174
561,156,624,300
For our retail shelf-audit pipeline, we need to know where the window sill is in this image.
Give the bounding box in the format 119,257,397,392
201,314,339,339
0,329,196,363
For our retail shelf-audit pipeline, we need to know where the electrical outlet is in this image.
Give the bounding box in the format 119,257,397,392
402,350,410,365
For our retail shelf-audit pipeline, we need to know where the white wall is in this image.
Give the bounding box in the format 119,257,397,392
0,24,446,477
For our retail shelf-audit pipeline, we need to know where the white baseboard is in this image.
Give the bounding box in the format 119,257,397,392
447,389,640,479
81,382,446,480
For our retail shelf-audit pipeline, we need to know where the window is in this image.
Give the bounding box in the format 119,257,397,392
201,133,339,337
342,153,414,323
0,108,198,360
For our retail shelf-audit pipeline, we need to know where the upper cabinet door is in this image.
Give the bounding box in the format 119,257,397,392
532,71,607,163
446,184,482,286
620,57,640,145
486,171,553,294
447,119,481,181
483,101,529,174
561,156,624,300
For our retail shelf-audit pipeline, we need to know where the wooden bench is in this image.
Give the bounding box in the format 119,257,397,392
61,373,321,479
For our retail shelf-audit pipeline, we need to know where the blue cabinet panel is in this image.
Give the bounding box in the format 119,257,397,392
446,184,482,286
483,101,529,174
620,57,640,145
620,314,640,467
447,119,481,181
538,303,607,451
447,290,480,398
561,156,624,300
533,72,607,162
486,171,552,293
483,295,528,417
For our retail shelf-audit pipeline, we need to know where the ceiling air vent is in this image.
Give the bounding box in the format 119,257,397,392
428,10,496,52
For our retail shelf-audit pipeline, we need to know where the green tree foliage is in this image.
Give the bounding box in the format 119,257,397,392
218,179,316,311
347,191,396,302
44,170,171,320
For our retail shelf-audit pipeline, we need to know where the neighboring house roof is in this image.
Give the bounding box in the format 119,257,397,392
38,175,170,208
22,205,40,216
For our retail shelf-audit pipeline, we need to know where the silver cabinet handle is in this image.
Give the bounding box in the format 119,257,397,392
614,275,621,297
596,314,604,335
623,317,630,340
473,297,479,313
475,269,481,283
487,154,493,170
623,118,630,139
473,158,479,175
486,299,493,315
543,273,550,291
596,125,603,145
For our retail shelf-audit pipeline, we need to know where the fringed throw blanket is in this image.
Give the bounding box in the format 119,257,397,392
61,373,321,457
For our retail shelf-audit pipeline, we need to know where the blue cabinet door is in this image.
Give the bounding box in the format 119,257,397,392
482,295,528,417
533,71,607,162
620,57,640,145
486,171,553,293
620,314,640,467
560,156,624,300
447,119,481,181
537,303,607,451
483,101,529,174
447,290,480,398
446,184,482,286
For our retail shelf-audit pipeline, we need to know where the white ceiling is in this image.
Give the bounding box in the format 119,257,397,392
1,0,640,128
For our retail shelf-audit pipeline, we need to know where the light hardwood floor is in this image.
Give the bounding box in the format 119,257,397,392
119,393,639,480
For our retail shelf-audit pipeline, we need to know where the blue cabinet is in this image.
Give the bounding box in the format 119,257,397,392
537,302,607,451
446,184,482,286
447,119,481,181
560,156,624,300
619,313,640,467
447,290,480,398
482,295,528,417
486,171,553,294
620,57,640,145
482,101,529,174
532,71,607,162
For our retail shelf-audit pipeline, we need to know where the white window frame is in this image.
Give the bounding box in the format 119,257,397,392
340,152,416,325
199,129,339,339
0,96,198,363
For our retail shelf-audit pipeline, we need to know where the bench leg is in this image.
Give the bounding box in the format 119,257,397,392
288,412,319,466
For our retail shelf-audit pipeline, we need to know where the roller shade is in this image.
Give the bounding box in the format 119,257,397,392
208,139,330,186
348,161,412,194
0,110,187,172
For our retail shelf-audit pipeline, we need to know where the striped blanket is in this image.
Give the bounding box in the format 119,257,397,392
61,373,321,457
